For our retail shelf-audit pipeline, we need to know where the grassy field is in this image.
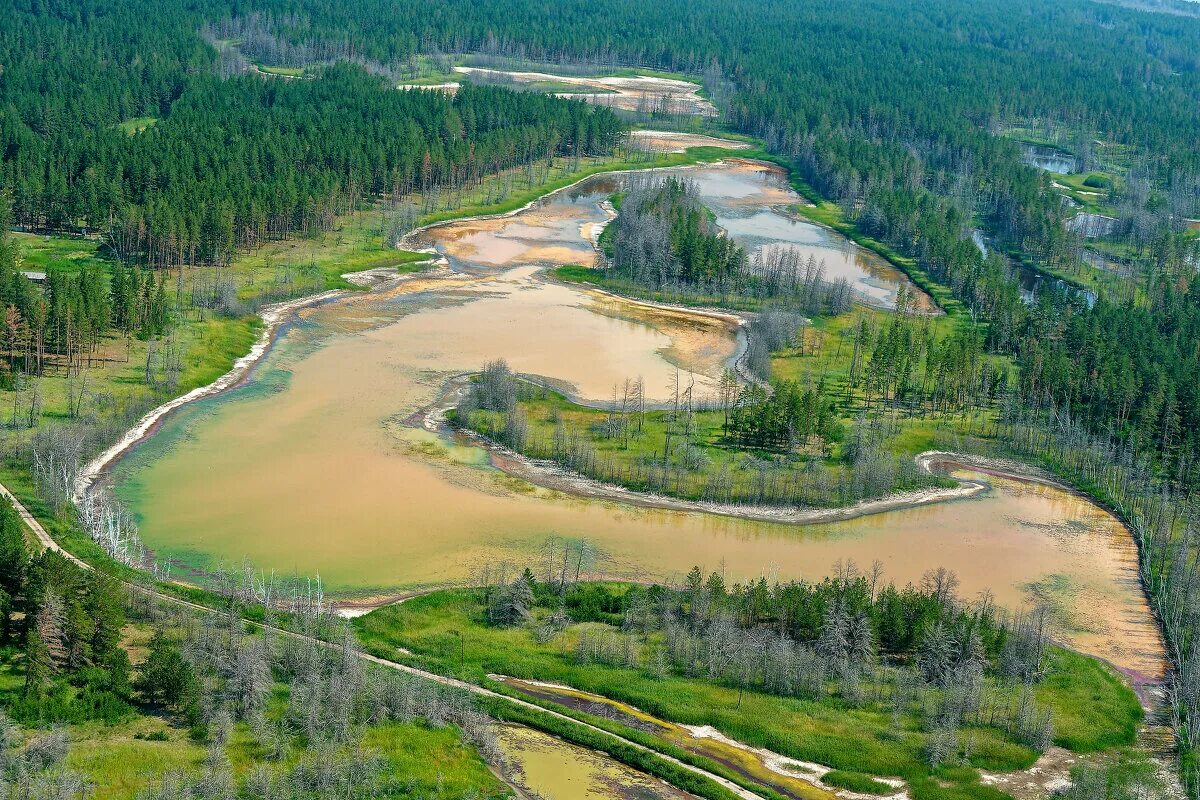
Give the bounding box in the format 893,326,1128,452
1050,172,1119,215
254,63,306,77
355,589,1143,797
10,231,112,273
45,680,507,799
461,376,951,508
114,116,158,135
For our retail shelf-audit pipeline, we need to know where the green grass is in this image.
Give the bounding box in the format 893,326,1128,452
794,199,961,316
67,717,206,799
115,116,158,135
769,309,1006,405
4,629,507,799
362,721,511,799
461,379,949,507
63,714,511,799
255,63,305,77
354,588,1141,786
10,232,111,274
1049,172,1119,216
1033,648,1143,752
822,770,897,794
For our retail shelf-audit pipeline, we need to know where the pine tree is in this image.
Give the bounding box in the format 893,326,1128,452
23,628,54,697
136,629,196,707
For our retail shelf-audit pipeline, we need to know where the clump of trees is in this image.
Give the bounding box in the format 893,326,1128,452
458,359,938,508
606,177,745,292
746,247,853,315
0,502,505,799
130,597,499,799
603,178,854,313
0,716,85,800
0,210,173,396
0,498,134,727
742,310,805,381
727,380,839,451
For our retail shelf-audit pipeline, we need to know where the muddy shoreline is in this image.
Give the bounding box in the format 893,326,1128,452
72,263,446,501
73,150,756,502
73,150,925,507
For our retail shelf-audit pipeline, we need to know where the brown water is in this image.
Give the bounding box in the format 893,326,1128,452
497,678,836,800
413,159,932,312
496,723,697,799
111,161,1163,679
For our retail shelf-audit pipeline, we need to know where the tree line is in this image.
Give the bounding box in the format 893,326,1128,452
0,215,173,427
1014,282,1200,492
5,62,622,268
0,498,134,728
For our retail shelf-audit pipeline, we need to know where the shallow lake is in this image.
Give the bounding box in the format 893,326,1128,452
110,160,1163,680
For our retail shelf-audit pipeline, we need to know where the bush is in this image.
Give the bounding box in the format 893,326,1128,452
1082,174,1112,190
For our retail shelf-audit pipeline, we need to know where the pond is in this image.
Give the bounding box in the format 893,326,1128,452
109,160,1162,681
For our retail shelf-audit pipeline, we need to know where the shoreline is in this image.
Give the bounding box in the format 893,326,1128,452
70,146,750,502
72,263,445,501
397,150,747,252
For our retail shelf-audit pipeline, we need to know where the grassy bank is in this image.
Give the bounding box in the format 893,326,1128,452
551,145,964,317
702,148,964,317
355,588,1143,798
